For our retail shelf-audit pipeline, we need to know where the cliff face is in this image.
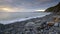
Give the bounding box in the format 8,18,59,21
45,2,60,14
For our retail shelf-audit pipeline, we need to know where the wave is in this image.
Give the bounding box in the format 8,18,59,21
0,13,51,24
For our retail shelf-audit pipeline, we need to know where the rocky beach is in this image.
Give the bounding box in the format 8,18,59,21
0,13,60,34
0,2,60,34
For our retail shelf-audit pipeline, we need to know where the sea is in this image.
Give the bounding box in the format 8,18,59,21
0,12,50,24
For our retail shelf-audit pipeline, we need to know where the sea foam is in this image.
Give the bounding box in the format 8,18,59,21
0,13,51,24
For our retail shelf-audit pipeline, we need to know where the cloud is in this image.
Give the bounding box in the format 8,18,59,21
0,6,26,12
3,0,13,3
0,0,60,12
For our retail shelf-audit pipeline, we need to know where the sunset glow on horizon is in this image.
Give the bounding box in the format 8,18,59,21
35,10,45,11
0,0,59,12
1,8,14,12
0,7,26,12
0,7,45,12
0,6,15,12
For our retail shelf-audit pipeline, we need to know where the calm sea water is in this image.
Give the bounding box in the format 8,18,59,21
0,12,50,24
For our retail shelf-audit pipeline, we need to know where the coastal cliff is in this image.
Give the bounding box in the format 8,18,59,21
45,2,60,14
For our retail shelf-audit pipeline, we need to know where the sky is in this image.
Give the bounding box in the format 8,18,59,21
0,0,60,12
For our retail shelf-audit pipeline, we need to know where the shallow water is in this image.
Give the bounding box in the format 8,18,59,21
0,12,50,24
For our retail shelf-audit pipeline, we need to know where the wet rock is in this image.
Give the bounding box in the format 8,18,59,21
54,23,59,27
49,32,58,34
0,24,5,32
58,22,60,27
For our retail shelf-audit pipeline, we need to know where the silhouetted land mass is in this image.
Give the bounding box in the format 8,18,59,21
45,2,60,15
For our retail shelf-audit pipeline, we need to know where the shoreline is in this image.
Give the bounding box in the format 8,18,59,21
0,13,51,25
1,13,60,34
3,13,52,27
0,13,52,32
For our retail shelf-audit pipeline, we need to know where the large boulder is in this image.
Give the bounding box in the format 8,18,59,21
54,23,59,27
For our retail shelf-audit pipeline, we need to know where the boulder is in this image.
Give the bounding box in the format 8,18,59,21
54,23,59,27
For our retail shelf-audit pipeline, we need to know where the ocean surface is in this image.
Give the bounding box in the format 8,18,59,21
0,12,50,24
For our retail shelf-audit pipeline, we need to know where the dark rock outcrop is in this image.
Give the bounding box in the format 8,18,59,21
0,24,5,31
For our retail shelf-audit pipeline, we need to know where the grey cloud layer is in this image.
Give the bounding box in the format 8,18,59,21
0,0,60,9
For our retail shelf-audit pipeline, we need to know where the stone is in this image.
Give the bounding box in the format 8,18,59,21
54,23,59,27
25,22,36,26
49,32,58,34
58,22,60,27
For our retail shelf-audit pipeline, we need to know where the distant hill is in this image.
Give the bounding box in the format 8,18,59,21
45,2,60,14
